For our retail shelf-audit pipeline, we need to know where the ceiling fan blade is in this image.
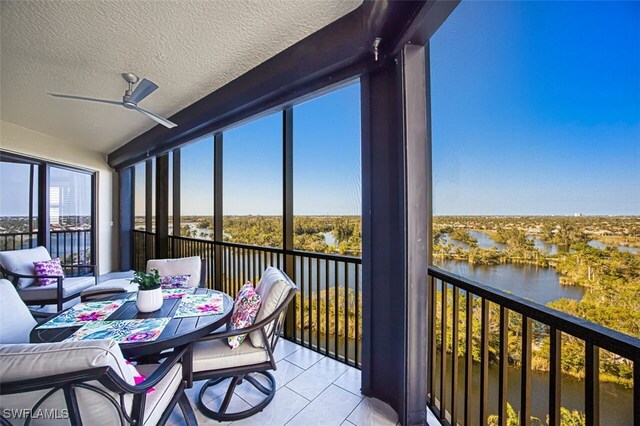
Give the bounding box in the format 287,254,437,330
128,78,158,103
48,93,122,105
133,105,177,129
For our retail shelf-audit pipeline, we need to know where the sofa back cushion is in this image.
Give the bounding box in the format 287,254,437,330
0,246,51,289
249,267,296,348
0,339,137,425
0,278,37,344
146,256,201,287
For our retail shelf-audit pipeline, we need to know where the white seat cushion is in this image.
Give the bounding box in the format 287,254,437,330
0,246,51,289
0,340,182,425
19,276,95,301
0,278,37,343
0,339,137,426
146,256,201,287
137,363,183,426
249,267,295,348
192,338,269,372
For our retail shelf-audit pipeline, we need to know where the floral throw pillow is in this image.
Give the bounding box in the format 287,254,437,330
160,274,191,288
228,282,261,349
33,258,65,286
124,361,154,394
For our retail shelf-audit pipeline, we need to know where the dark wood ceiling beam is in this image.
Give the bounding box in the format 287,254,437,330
107,0,445,170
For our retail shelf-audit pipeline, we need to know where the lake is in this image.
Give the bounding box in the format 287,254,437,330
434,259,584,304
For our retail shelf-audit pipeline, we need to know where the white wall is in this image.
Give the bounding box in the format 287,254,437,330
0,120,115,274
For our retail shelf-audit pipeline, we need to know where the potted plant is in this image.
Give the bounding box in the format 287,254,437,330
131,269,163,313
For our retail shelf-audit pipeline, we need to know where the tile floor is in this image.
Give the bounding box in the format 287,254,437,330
166,339,439,426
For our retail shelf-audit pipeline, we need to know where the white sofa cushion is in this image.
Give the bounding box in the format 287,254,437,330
0,278,37,343
249,267,295,348
0,340,182,425
192,337,268,372
18,276,95,301
146,256,201,287
0,246,51,289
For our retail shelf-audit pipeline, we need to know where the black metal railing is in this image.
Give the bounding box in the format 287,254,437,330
427,266,640,426
134,230,362,367
0,232,37,251
0,230,92,266
132,230,156,272
49,230,92,266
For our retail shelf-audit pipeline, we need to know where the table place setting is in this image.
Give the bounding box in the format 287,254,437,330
126,287,196,301
63,318,171,343
36,300,125,329
174,293,225,318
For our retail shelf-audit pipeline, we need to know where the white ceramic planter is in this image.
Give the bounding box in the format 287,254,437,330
136,287,163,313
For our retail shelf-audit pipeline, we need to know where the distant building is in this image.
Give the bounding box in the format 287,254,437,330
574,213,582,217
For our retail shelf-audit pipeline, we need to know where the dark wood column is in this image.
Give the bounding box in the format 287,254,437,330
213,133,223,291
361,43,429,425
37,163,50,249
118,167,134,271
155,154,169,259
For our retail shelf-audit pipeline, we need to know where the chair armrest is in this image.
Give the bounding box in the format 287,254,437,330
197,291,296,342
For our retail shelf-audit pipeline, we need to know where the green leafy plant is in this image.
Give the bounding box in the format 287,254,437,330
131,269,161,291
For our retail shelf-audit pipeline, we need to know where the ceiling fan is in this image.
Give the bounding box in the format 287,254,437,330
48,73,177,129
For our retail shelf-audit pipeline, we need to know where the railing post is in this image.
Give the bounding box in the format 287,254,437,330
585,343,600,426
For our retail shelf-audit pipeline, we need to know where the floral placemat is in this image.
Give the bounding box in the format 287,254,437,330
64,318,170,343
127,288,196,301
174,294,225,318
37,300,125,329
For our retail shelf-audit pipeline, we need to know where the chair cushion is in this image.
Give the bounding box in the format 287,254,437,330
228,282,261,349
0,278,37,344
147,256,201,287
0,246,51,289
192,337,269,372
137,363,183,426
0,340,181,425
19,276,95,301
33,257,65,286
249,267,295,348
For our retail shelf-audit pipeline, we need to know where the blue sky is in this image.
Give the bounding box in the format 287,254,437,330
178,83,361,216
431,0,639,215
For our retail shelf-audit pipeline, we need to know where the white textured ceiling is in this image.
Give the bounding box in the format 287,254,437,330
0,0,362,155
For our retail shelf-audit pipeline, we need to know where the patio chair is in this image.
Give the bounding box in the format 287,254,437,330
146,256,207,288
0,339,196,426
81,256,206,302
190,267,298,421
0,246,96,312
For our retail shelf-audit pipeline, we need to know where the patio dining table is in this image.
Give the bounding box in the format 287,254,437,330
30,288,234,358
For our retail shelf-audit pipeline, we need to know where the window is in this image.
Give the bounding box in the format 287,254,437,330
293,83,361,255
180,136,214,240
0,160,38,250
223,113,283,247
49,166,92,264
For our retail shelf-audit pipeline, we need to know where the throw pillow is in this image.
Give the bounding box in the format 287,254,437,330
160,274,191,288
228,282,261,349
33,258,65,286
124,361,155,394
